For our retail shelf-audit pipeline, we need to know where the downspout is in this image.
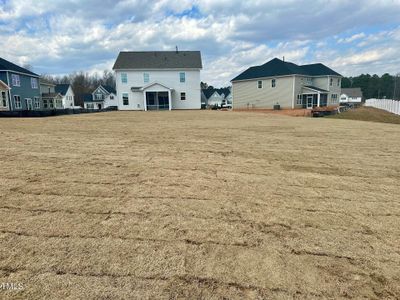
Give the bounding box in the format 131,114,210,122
292,75,295,109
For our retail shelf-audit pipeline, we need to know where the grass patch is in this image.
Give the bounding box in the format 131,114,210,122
0,111,399,298
328,106,400,124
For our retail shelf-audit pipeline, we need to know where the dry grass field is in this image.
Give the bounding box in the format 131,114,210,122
1,111,399,299
328,106,400,124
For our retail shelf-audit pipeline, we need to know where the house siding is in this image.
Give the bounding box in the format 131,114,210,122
6,72,40,110
115,69,201,110
232,76,294,109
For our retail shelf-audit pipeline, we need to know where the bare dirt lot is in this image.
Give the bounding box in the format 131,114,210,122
1,111,399,299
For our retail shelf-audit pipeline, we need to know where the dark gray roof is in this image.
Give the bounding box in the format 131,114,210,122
101,85,116,94
232,58,341,81
303,85,329,92
341,88,363,98
113,51,202,70
83,94,93,102
55,84,70,95
202,87,231,99
0,57,39,77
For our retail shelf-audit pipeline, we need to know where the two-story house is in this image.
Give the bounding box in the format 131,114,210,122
0,57,41,111
231,58,342,109
40,78,63,109
201,87,232,108
55,84,75,108
0,80,10,111
82,85,117,109
113,51,202,111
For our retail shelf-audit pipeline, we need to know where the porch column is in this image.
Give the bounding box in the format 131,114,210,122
317,92,321,107
143,91,147,111
168,90,172,111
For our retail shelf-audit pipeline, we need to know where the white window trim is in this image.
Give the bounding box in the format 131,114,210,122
143,73,150,83
14,95,21,109
180,72,186,83
31,78,38,89
11,74,20,87
257,80,263,89
122,93,129,105
121,73,128,84
34,97,40,109
271,79,276,88
180,92,186,100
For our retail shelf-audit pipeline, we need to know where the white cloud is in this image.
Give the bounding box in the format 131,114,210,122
1,0,400,86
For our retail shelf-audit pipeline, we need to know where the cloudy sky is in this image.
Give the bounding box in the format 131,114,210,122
1,0,400,86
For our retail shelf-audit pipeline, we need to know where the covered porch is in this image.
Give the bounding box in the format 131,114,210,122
142,83,173,111
301,86,328,109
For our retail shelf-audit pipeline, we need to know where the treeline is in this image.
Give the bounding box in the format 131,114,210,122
42,71,115,107
342,73,400,100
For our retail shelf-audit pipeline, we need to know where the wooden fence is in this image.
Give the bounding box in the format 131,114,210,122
365,99,400,115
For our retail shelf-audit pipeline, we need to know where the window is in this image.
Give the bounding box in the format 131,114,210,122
331,94,338,103
297,94,302,105
56,98,62,108
31,78,38,89
122,93,129,105
143,73,149,83
179,72,186,83
49,99,54,108
43,99,48,109
110,95,114,100
337,78,340,86
330,77,333,86
1,92,7,107
121,73,128,84
34,97,40,109
11,74,20,86
180,92,186,100
95,93,103,100
14,95,21,109
271,79,276,88
257,81,263,89
87,103,94,109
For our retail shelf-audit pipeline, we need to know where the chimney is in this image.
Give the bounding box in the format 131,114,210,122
283,56,285,62
176,46,178,53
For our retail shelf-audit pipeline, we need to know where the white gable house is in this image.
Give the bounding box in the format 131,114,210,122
113,51,202,111
92,85,118,108
55,84,75,108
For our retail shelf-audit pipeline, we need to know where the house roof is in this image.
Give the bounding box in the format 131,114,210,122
0,57,39,77
231,58,341,81
40,78,55,86
202,87,231,99
100,85,116,94
55,84,71,95
83,94,93,102
0,80,10,90
113,51,202,70
42,93,62,98
341,87,363,98
303,85,329,93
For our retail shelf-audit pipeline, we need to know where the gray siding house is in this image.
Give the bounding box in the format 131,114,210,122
231,58,342,109
0,57,41,111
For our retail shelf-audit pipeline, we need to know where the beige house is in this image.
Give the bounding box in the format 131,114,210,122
231,58,342,109
0,80,10,111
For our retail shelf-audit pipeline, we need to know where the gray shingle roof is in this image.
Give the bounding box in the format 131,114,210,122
113,51,202,70
101,85,116,94
0,57,39,77
55,84,70,96
232,58,341,81
341,88,363,98
303,85,329,92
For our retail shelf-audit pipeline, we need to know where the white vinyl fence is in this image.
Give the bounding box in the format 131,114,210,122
365,99,400,115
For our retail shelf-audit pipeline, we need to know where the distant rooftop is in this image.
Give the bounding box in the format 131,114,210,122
232,58,341,81
113,51,202,70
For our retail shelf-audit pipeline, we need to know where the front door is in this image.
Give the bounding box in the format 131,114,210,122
306,95,313,109
26,98,33,110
